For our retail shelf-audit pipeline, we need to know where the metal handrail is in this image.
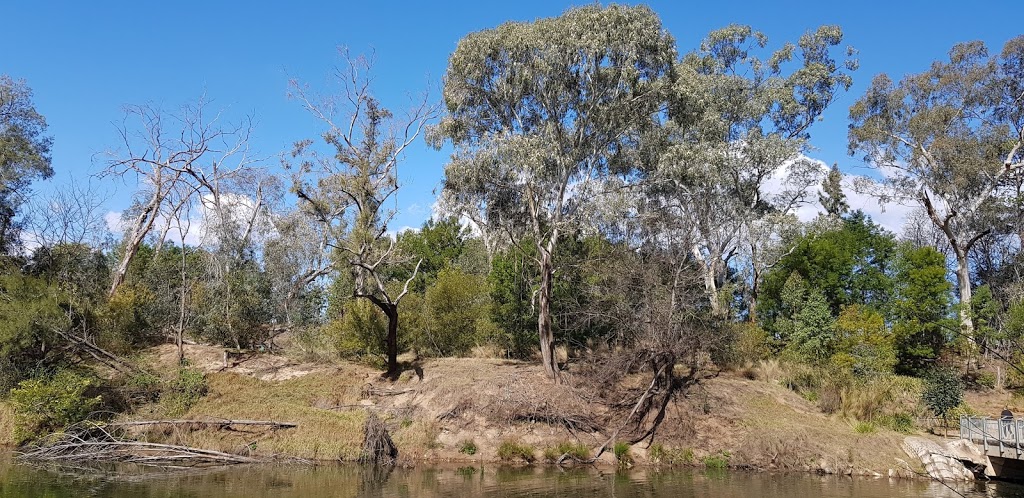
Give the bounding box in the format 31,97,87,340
960,415,1024,459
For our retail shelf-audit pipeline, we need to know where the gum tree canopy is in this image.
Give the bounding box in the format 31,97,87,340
0,76,53,253
848,36,1024,340
432,5,677,381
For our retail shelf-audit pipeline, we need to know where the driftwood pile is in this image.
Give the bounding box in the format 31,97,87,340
18,419,297,467
359,412,397,465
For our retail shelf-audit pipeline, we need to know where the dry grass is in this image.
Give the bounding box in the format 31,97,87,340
0,402,14,447
728,375,911,473
126,370,369,461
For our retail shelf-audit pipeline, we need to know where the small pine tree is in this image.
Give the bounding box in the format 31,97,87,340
818,164,848,217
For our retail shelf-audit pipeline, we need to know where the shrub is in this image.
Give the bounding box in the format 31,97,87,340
164,368,208,415
702,451,731,469
9,370,101,442
0,274,69,392
973,371,997,390
315,299,391,368
414,268,492,357
119,370,163,406
459,439,478,455
831,305,896,378
649,444,694,465
613,442,632,465
923,369,963,420
100,284,156,352
542,441,590,462
497,440,535,463
854,421,876,434
880,413,915,433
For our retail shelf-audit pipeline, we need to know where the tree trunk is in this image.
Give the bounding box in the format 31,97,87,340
954,250,976,341
693,245,724,318
747,277,759,323
384,304,399,377
537,250,560,382
110,201,159,297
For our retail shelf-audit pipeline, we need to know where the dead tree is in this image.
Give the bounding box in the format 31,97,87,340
289,49,437,377
103,99,257,297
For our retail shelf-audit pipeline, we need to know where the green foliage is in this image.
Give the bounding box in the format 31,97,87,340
9,370,100,442
100,284,155,352
542,441,590,462
702,451,731,469
649,444,694,465
497,440,535,463
761,212,896,325
393,217,473,292
890,244,952,375
321,298,390,366
922,369,963,419
163,368,208,416
413,268,492,357
880,413,915,434
0,272,69,392
487,251,537,359
196,257,274,349
819,164,849,217
775,274,835,363
830,305,896,377
613,442,632,465
854,421,876,434
458,439,477,455
0,75,54,253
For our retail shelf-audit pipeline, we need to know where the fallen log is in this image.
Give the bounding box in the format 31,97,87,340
106,419,297,429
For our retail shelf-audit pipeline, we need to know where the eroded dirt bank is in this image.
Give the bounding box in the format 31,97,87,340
0,344,962,477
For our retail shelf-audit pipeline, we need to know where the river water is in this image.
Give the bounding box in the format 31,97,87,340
1,456,1021,497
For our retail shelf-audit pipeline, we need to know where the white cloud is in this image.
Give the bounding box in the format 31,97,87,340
105,211,127,235
760,154,913,234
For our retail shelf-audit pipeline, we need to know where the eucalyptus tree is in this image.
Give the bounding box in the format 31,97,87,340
656,25,856,318
849,36,1024,339
289,50,436,377
432,5,677,381
0,75,53,254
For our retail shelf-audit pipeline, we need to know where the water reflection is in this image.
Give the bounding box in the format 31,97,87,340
1,455,1021,498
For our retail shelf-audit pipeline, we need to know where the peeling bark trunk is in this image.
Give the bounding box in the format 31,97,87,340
954,250,975,339
537,250,560,382
109,200,160,297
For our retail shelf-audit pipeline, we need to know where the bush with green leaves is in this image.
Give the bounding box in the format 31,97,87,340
163,368,208,415
9,370,101,442
320,298,391,367
922,369,963,420
542,441,590,462
702,451,731,469
0,273,70,393
613,442,632,465
497,440,535,463
458,439,477,455
830,305,896,378
414,268,492,357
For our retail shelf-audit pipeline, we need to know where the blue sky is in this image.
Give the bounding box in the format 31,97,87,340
5,0,1023,234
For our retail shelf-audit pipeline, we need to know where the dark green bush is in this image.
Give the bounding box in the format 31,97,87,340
922,368,963,420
